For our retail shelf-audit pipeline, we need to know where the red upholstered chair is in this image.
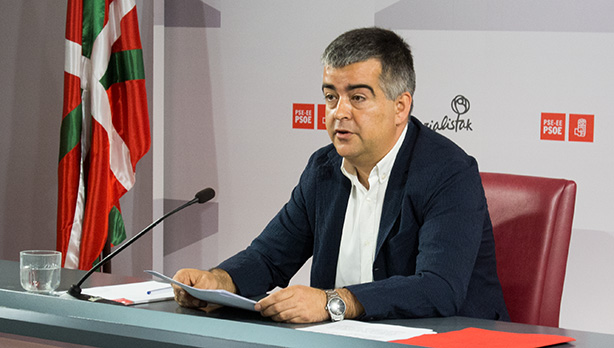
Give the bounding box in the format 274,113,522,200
480,172,577,327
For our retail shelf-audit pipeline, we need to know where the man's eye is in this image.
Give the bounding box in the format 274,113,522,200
352,95,366,102
324,94,337,102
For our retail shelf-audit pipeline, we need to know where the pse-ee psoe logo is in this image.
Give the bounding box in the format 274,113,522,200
540,112,594,142
292,103,326,130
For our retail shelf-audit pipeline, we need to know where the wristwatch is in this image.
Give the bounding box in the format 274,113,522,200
324,289,346,322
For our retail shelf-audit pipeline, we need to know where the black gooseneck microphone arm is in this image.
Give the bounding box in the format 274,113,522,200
67,188,216,300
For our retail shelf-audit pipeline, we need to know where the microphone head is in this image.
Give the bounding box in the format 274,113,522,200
195,187,215,203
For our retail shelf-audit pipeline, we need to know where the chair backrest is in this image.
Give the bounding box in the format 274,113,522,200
480,172,576,327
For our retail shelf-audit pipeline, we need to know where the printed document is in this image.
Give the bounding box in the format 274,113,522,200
145,270,257,311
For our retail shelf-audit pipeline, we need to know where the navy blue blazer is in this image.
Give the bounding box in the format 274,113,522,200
219,117,509,321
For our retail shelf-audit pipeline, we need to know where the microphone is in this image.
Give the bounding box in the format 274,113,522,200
66,188,216,303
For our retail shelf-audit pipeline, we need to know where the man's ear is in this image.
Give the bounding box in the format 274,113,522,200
395,92,412,125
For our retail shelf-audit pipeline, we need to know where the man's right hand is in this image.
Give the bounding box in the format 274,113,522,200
172,268,236,309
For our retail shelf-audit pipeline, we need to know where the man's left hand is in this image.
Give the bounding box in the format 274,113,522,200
255,285,328,323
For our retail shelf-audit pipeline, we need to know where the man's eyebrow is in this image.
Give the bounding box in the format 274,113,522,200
348,84,375,96
321,83,375,96
321,83,336,92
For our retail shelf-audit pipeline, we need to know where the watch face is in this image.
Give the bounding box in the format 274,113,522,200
329,298,346,315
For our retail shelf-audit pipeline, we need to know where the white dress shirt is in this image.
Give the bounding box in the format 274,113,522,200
335,125,408,288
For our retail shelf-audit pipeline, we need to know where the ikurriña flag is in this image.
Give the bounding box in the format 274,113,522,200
57,0,150,270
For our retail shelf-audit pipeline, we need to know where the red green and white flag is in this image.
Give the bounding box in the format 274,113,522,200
57,0,150,270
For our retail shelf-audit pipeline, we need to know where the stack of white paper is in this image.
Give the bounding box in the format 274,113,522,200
297,320,435,342
80,280,174,305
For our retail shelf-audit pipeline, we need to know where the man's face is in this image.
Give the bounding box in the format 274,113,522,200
322,59,409,170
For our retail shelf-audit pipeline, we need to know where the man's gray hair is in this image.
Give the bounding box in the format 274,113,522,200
321,27,416,101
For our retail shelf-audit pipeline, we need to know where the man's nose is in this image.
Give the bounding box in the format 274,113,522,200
334,97,352,120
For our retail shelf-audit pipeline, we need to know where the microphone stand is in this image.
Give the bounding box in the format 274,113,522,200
67,188,215,303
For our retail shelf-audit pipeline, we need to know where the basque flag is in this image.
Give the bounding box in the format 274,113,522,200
57,0,150,269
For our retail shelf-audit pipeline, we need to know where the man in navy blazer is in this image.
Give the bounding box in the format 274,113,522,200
173,27,509,323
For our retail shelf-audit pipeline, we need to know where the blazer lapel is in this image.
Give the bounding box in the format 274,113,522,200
376,119,419,257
